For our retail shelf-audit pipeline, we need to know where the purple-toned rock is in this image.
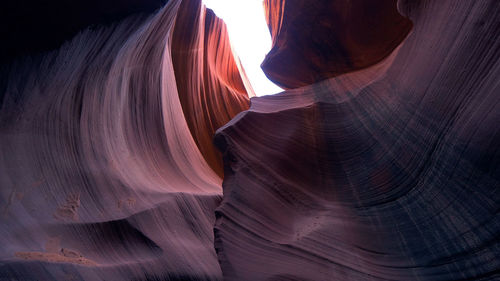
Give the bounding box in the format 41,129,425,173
1,0,498,280
261,0,412,89
0,0,251,279
215,0,499,280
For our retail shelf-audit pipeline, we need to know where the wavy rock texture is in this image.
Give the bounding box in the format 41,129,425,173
1,0,499,280
262,0,413,89
0,0,251,280
172,0,253,178
215,0,500,280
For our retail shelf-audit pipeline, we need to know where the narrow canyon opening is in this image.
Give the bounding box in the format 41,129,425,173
0,0,498,280
202,0,282,96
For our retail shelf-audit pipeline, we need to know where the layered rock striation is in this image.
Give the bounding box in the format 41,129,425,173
0,0,498,280
172,0,253,178
215,0,500,280
0,0,251,279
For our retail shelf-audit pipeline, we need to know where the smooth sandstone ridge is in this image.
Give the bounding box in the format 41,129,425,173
0,0,251,279
0,0,498,280
215,0,499,280
172,0,253,178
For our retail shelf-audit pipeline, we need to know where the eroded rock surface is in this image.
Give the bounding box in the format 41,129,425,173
262,0,412,89
215,0,499,280
172,0,253,177
0,0,498,280
0,0,250,279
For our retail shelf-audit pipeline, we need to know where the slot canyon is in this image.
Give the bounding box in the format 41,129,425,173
0,0,498,280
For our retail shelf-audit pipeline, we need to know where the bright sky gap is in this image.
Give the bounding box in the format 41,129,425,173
202,0,282,97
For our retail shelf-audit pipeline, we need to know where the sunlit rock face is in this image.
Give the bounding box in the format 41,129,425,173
0,0,251,279
1,0,498,280
261,0,413,89
172,0,253,178
215,0,499,280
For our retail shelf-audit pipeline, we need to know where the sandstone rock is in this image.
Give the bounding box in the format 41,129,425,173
215,0,500,280
261,0,412,89
0,0,498,280
0,0,238,279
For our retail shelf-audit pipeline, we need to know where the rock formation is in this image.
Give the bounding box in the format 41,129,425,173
1,0,498,280
172,0,253,177
0,0,251,279
261,0,413,89
215,0,500,280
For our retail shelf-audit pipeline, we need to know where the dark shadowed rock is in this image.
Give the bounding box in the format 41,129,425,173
0,0,498,280
261,0,412,89
0,0,167,64
215,0,499,280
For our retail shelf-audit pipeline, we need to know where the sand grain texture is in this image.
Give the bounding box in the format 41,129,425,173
0,0,251,279
215,0,500,280
0,0,498,280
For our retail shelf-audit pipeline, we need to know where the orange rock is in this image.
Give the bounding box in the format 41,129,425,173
172,0,253,177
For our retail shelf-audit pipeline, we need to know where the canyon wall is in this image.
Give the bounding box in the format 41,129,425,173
172,0,253,177
0,0,498,280
261,0,413,89
215,0,499,280
0,0,251,279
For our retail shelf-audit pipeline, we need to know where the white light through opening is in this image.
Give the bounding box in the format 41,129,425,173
202,0,282,97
